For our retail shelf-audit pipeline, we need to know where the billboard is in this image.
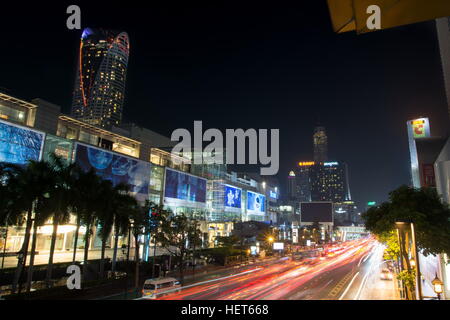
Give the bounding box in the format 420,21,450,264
164,168,207,208
0,119,44,165
410,118,431,139
300,202,333,223
273,242,284,250
224,185,242,209
247,191,266,215
75,143,151,203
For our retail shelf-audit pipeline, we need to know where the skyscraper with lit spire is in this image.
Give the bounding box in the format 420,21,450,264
71,28,130,129
313,125,328,163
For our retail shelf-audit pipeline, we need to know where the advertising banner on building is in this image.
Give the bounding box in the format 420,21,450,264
247,191,266,216
292,228,298,244
0,119,45,165
224,184,242,209
410,118,431,139
75,143,151,203
164,167,207,208
421,164,436,187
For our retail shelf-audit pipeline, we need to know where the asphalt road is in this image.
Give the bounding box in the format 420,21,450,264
143,238,397,300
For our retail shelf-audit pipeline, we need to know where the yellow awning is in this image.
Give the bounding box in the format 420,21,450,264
327,0,450,34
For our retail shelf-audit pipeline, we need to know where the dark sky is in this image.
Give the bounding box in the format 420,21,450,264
1,1,449,210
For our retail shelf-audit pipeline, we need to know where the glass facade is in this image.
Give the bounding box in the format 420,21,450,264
0,103,26,124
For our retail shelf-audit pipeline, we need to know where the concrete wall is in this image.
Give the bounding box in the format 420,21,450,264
32,98,61,135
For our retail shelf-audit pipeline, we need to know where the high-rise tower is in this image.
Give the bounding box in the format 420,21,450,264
71,28,130,129
313,126,328,163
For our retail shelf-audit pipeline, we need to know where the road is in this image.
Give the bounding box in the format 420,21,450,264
144,238,399,300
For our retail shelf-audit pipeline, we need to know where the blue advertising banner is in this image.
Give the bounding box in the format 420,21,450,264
164,167,207,208
224,185,242,209
247,191,266,215
75,143,150,203
0,119,44,165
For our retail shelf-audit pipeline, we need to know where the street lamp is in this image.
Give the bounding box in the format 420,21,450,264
410,258,416,268
432,274,444,300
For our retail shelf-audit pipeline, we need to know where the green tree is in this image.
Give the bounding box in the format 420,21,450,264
40,154,78,288
70,168,99,263
378,231,400,261
156,212,202,285
216,235,240,248
363,186,450,256
128,201,153,289
0,160,56,293
110,189,137,273
362,185,450,299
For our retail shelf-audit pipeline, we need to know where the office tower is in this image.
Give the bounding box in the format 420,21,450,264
287,171,297,200
296,162,314,202
313,126,328,163
310,162,351,203
71,28,130,129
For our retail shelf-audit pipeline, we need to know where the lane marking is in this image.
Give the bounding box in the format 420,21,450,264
354,272,370,300
339,272,360,300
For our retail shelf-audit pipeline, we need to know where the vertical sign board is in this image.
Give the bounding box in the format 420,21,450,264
421,164,436,188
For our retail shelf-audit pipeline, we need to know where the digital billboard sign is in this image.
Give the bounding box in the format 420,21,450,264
247,191,265,215
0,120,44,165
300,202,333,223
224,185,242,209
164,168,207,208
75,143,150,203
410,118,430,139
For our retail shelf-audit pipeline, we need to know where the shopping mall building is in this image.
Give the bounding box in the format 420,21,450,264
0,91,285,262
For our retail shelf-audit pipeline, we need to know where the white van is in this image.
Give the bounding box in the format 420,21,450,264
142,277,181,299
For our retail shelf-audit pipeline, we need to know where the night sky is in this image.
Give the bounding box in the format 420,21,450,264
1,1,449,210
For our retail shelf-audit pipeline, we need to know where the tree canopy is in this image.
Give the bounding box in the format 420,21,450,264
362,185,450,256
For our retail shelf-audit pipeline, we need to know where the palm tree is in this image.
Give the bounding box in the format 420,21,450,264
42,154,78,288
70,168,98,263
128,201,152,289
111,192,136,273
96,179,116,279
0,160,57,293
79,173,103,282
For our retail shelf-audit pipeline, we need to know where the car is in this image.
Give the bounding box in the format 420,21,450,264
380,268,393,280
142,277,181,299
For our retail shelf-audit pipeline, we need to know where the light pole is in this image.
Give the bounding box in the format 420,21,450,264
432,274,444,300
410,222,422,300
